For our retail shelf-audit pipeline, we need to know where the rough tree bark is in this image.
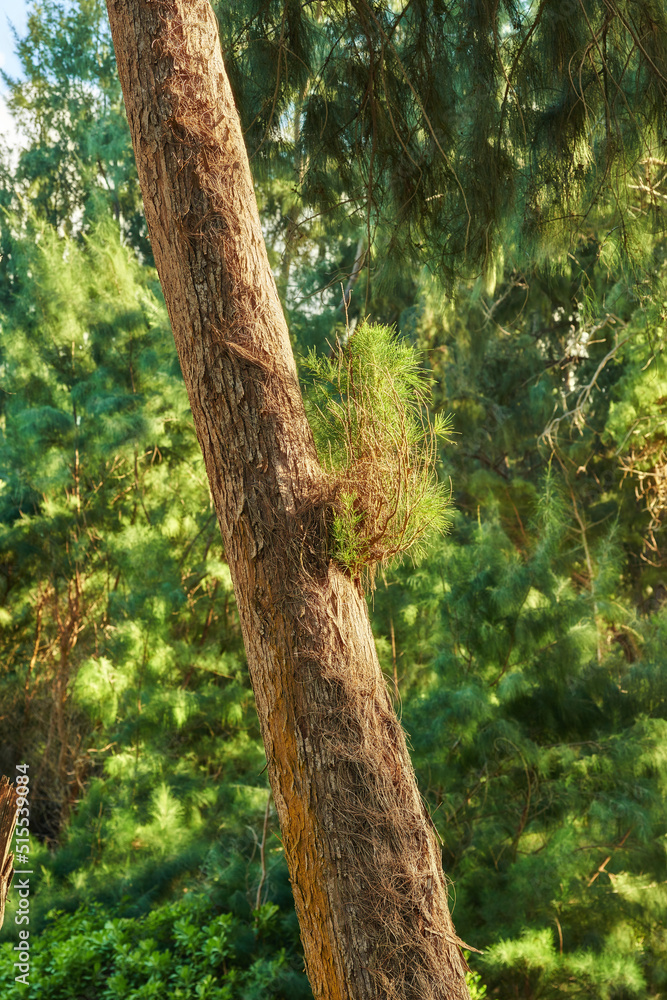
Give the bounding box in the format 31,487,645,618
104,3,472,998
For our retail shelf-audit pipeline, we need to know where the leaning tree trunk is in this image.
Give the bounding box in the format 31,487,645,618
105,3,471,998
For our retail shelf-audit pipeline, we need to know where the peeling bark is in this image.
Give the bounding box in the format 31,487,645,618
105,3,471,997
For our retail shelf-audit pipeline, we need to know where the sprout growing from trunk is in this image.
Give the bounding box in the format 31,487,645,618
303,321,453,585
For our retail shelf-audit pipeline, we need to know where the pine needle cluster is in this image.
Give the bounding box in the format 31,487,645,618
302,322,452,583
218,0,667,283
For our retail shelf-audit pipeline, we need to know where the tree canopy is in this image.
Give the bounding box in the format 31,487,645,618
218,0,667,280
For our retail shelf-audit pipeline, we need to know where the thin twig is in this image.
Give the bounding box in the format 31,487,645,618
255,789,272,911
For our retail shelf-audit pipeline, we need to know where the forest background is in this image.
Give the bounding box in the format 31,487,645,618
0,1,666,998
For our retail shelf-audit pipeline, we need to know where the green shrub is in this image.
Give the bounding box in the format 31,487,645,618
0,894,312,1000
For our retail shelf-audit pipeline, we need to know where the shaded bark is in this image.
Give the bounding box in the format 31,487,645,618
104,2,472,997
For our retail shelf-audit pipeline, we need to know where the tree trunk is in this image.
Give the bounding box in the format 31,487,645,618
104,3,471,998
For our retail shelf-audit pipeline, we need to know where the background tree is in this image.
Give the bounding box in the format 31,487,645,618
4,0,148,255
216,0,667,282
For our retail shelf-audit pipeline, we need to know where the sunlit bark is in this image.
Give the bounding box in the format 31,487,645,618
105,3,471,997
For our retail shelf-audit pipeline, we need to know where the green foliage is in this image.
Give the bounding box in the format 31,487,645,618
303,321,452,580
217,0,667,280
3,0,148,256
329,491,365,578
1,5,667,1000
0,220,269,917
0,891,311,999
464,956,488,1000
371,484,667,998
364,239,667,1000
